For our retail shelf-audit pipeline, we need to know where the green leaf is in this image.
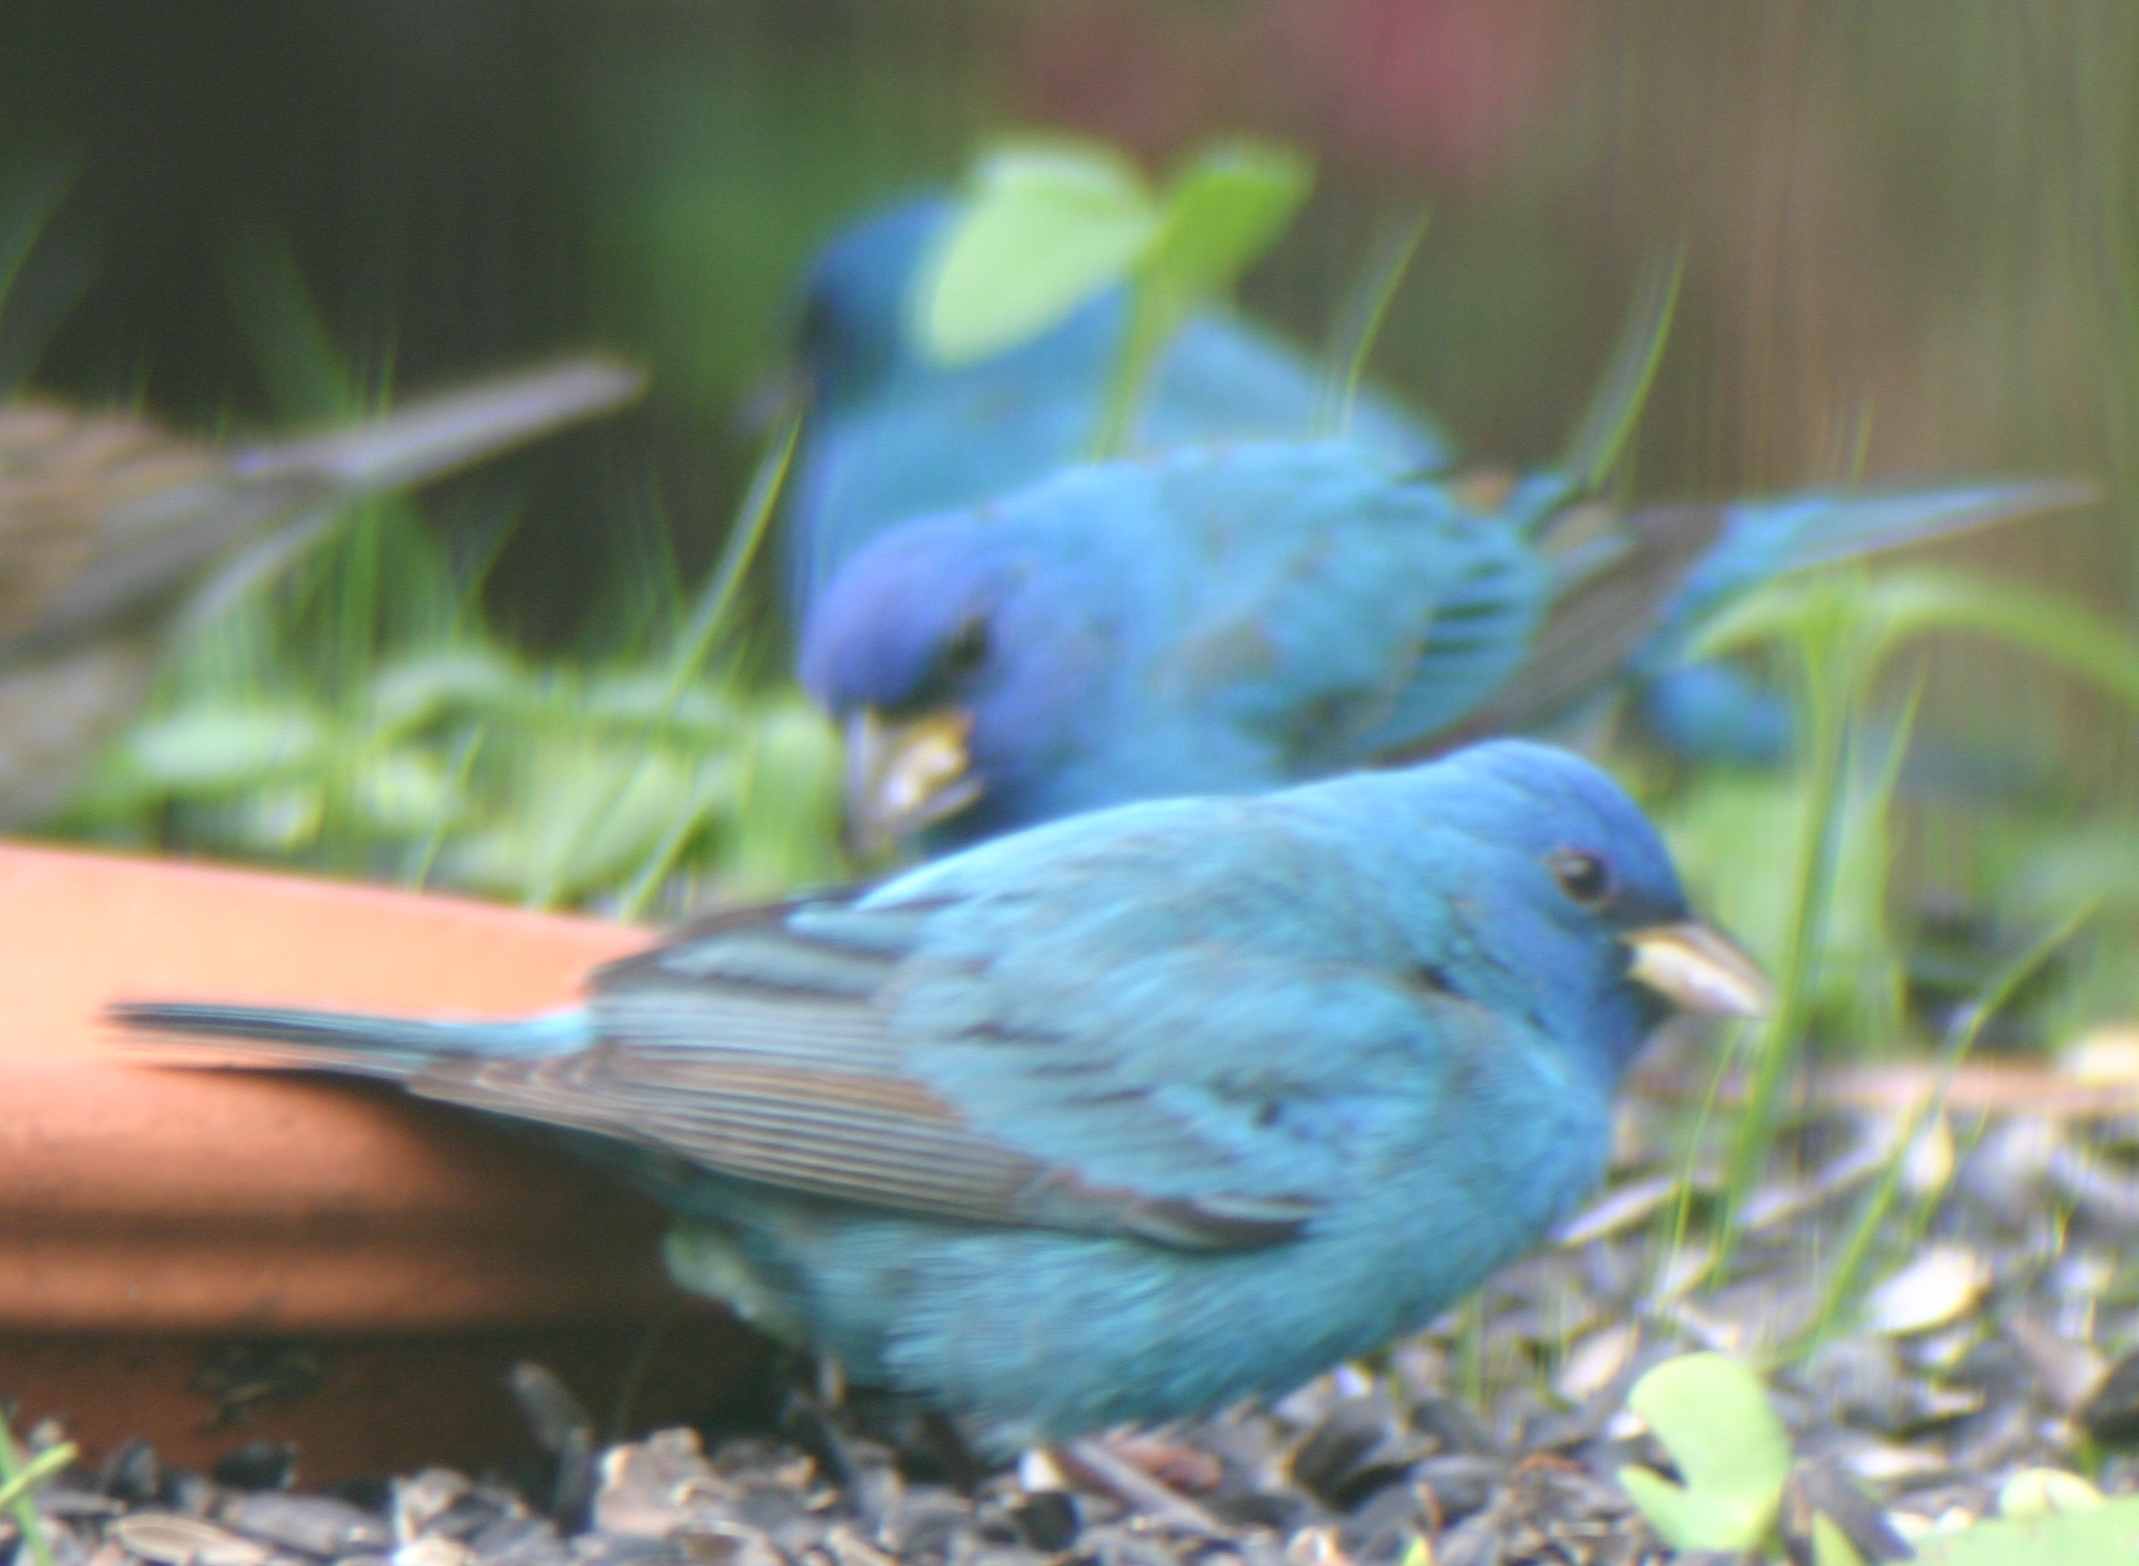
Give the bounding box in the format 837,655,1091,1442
444,741,736,907
122,704,330,791
1997,1468,2103,1517
1692,567,2139,717
1617,1353,1792,1551
915,137,1160,363
1089,138,1313,456
369,647,526,729
1689,572,1875,663
346,748,463,834
1145,139,1312,302
1869,569,2139,711
230,782,328,850
1811,1512,1869,1566
718,697,846,894
1911,1495,2139,1566
1620,1468,1778,1553
579,670,739,735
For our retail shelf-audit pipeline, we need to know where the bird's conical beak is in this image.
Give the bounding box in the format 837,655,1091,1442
1623,921,1773,1018
844,707,982,857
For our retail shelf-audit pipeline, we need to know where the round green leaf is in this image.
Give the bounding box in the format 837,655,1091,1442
1618,1353,1792,1551
1147,139,1313,301
915,138,1160,364
1618,1466,1780,1554
1912,1497,2139,1566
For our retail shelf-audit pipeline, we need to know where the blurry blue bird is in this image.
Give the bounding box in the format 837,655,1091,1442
782,194,1453,616
781,196,2079,822
116,739,1767,1453
799,438,2086,852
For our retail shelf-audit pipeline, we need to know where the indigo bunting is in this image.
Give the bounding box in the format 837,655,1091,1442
799,439,2086,852
783,195,1453,615
0,357,645,827
115,739,1769,1452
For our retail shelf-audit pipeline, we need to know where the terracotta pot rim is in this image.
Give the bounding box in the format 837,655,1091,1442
0,840,675,1332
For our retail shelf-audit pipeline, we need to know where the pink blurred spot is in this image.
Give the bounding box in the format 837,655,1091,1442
1274,0,1563,183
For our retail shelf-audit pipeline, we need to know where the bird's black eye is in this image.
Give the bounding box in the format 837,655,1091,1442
1547,847,1614,908
941,615,990,678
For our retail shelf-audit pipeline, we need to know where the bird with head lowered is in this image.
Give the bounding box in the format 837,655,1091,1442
800,434,2086,854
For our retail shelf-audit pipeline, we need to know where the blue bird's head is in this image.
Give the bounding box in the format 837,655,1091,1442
1366,739,1771,1072
799,511,1116,855
792,193,955,411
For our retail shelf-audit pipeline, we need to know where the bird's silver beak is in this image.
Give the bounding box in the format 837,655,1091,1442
1623,921,1773,1018
844,707,983,858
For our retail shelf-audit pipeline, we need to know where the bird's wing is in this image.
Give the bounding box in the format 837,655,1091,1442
1419,499,1728,748
1143,453,1554,770
400,840,1481,1253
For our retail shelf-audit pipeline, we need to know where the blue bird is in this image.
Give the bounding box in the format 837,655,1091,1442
115,740,1768,1454
782,194,1454,617
780,195,2073,806
798,439,2085,852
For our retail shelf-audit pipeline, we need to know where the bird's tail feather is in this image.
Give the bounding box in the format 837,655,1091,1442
1650,477,2097,658
231,356,647,494
108,1002,591,1079
157,356,646,638
1760,479,2097,575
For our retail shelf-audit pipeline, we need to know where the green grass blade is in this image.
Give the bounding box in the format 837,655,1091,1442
1710,616,1856,1279
1319,208,1430,438
225,225,368,418
1783,898,2100,1361
0,153,79,323
1558,244,1684,491
1872,569,2139,711
0,1413,73,1566
665,411,798,698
